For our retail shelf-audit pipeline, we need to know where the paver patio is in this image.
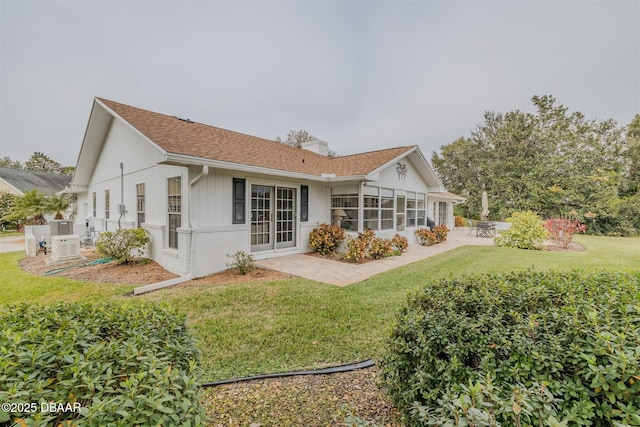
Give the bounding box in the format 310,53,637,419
256,227,494,286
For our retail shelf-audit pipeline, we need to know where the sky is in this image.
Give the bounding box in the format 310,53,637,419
1,0,638,168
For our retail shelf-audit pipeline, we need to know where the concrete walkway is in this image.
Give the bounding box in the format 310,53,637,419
0,235,25,253
256,227,494,286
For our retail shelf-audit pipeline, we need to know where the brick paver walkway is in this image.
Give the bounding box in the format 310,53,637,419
256,227,494,286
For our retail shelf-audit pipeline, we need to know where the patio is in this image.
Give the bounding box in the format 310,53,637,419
256,227,494,286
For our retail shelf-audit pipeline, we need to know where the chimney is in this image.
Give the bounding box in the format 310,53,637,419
300,139,329,156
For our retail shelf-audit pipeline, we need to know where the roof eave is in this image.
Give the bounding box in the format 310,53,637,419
163,153,366,183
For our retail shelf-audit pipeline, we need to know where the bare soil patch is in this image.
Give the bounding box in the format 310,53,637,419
18,248,289,286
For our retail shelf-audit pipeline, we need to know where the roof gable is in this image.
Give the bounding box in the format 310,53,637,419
0,167,72,195
95,98,416,178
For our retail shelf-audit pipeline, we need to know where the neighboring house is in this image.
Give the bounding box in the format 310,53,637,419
0,167,72,196
68,98,464,277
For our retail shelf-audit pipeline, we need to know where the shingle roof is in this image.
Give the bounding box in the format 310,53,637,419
97,98,415,177
0,167,72,195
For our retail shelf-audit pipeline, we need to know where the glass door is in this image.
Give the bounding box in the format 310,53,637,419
251,185,296,252
251,185,273,252
276,187,296,249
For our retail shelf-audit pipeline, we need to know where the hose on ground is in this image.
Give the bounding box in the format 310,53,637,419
43,258,113,276
200,359,375,388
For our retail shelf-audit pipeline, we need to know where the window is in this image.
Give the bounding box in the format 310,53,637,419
232,178,246,224
137,183,145,228
396,195,405,231
168,177,182,249
438,201,448,226
105,190,110,219
300,185,309,222
363,186,379,230
331,193,358,231
380,188,394,230
406,192,427,227
92,192,96,217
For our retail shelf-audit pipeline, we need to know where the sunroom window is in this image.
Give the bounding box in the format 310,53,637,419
331,187,358,231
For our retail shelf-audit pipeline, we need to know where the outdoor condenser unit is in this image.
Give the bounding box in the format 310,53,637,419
51,235,81,260
50,220,74,237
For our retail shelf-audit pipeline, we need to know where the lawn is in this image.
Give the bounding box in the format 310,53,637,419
3,234,637,383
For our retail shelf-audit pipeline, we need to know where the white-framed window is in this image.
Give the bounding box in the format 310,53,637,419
168,177,182,249
331,188,359,231
105,190,110,219
137,183,145,228
363,187,394,231
406,192,427,227
92,192,96,217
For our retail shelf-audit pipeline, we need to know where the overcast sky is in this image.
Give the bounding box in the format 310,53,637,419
1,0,638,167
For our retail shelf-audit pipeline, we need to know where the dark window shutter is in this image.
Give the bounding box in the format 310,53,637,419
300,185,309,222
233,178,246,224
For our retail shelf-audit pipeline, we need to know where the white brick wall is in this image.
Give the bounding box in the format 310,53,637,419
190,225,249,278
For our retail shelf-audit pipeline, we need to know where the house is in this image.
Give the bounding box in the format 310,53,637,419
67,98,464,277
0,167,72,196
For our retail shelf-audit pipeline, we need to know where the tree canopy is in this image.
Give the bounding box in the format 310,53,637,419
432,95,639,236
0,152,73,175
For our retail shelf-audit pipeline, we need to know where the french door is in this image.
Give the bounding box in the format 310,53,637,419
250,185,296,252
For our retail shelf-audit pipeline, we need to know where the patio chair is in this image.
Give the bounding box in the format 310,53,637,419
467,219,477,236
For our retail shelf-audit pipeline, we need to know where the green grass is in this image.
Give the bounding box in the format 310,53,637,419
0,230,22,237
1,235,638,382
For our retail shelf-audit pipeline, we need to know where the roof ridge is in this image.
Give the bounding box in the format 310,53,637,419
331,145,415,159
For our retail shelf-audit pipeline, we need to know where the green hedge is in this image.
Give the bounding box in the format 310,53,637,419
0,302,204,426
381,270,640,426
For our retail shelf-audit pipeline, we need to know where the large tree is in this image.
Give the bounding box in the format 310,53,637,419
24,152,63,174
432,95,635,234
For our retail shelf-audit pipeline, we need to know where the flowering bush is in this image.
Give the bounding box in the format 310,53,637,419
454,215,465,227
433,224,450,242
415,228,437,246
391,234,409,252
308,223,346,255
543,217,586,248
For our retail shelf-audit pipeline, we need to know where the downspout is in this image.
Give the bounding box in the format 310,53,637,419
187,165,209,276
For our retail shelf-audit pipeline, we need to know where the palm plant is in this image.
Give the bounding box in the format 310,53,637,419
46,193,72,219
4,190,47,225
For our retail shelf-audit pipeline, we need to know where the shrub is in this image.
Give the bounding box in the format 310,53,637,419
543,217,587,248
309,223,346,255
227,250,255,274
96,228,150,263
0,302,204,426
391,234,409,253
494,210,547,250
344,229,375,263
414,228,436,246
433,224,449,242
381,270,640,427
454,215,465,227
369,237,394,260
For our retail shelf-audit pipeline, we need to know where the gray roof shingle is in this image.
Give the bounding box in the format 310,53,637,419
0,167,72,195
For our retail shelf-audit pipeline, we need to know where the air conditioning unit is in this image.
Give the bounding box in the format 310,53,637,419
51,235,81,261
50,220,74,237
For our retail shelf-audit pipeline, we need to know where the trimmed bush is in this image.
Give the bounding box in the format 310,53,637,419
494,210,547,250
414,228,436,246
391,234,409,253
344,229,375,263
0,302,204,426
309,223,346,255
96,228,150,263
369,237,394,260
433,224,449,242
381,270,640,426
